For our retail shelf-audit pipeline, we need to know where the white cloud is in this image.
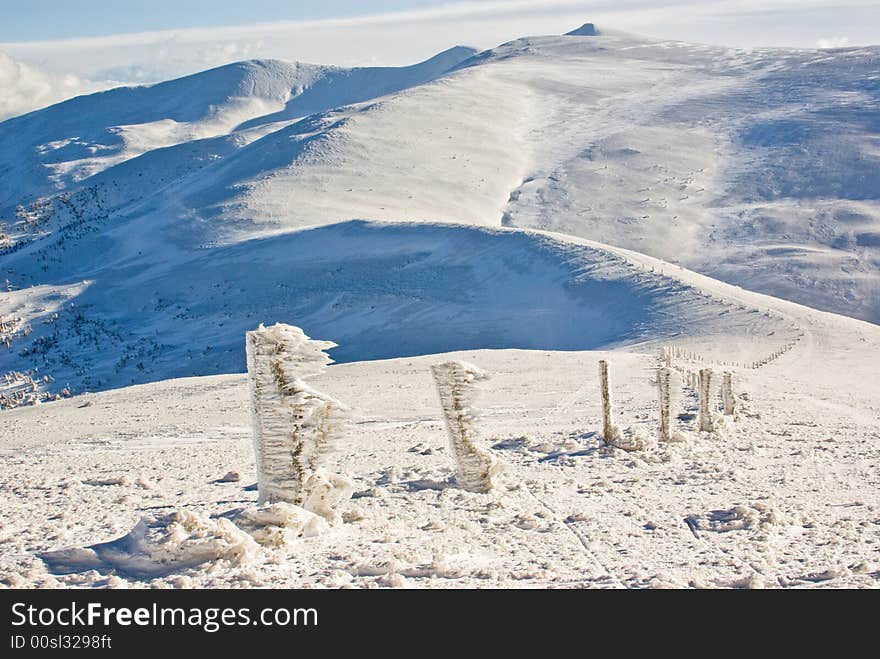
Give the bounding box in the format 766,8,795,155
0,50,110,120
817,36,850,48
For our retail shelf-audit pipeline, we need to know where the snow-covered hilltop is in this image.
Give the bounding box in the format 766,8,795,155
0,46,478,208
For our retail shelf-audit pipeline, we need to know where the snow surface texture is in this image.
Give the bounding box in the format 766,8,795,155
0,219,801,400
245,323,353,517
3,331,880,588
430,361,502,493
39,504,331,579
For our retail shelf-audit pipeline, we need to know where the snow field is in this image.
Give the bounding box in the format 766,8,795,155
2,334,878,587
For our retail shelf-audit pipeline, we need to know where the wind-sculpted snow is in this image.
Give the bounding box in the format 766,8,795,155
0,220,797,399
39,505,334,578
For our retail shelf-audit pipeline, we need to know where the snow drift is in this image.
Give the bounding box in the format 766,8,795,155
39,504,333,579
0,220,796,398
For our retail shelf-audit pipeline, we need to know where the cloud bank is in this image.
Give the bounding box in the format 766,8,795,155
0,50,111,120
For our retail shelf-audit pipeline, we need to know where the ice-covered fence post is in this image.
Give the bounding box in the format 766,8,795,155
658,366,671,441
431,361,501,493
721,371,736,416
598,360,620,443
698,368,714,432
246,323,353,517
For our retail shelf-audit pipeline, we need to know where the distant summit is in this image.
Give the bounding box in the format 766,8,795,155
565,23,598,36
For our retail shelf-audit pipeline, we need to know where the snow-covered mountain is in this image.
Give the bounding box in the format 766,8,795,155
0,27,878,401
0,46,477,208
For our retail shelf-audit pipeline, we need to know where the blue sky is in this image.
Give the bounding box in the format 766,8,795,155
2,1,878,47
0,0,449,42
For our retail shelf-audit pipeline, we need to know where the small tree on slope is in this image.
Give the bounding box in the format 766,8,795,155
431,360,502,493
246,323,353,520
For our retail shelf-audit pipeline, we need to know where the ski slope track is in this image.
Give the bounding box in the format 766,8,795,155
1,25,879,589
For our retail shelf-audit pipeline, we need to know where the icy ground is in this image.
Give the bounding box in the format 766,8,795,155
2,284,879,587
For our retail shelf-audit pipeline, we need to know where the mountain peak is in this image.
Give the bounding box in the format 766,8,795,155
435,45,479,57
416,45,479,68
565,23,598,36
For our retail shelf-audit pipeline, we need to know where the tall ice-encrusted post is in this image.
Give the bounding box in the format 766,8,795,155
698,368,714,432
431,360,501,493
721,371,736,415
246,323,353,519
658,366,671,441
599,360,620,443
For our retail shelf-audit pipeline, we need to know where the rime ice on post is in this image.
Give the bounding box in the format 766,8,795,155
658,366,672,441
598,360,620,443
245,323,353,516
698,368,714,432
431,360,502,493
722,371,736,415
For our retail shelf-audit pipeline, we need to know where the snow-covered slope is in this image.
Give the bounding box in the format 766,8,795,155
0,47,477,210
490,34,880,324
4,212,880,586
3,31,878,321
0,218,800,397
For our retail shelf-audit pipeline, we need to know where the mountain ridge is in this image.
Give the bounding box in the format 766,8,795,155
1,26,879,404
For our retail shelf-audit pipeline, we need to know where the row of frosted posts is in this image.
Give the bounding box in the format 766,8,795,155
599,360,736,444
